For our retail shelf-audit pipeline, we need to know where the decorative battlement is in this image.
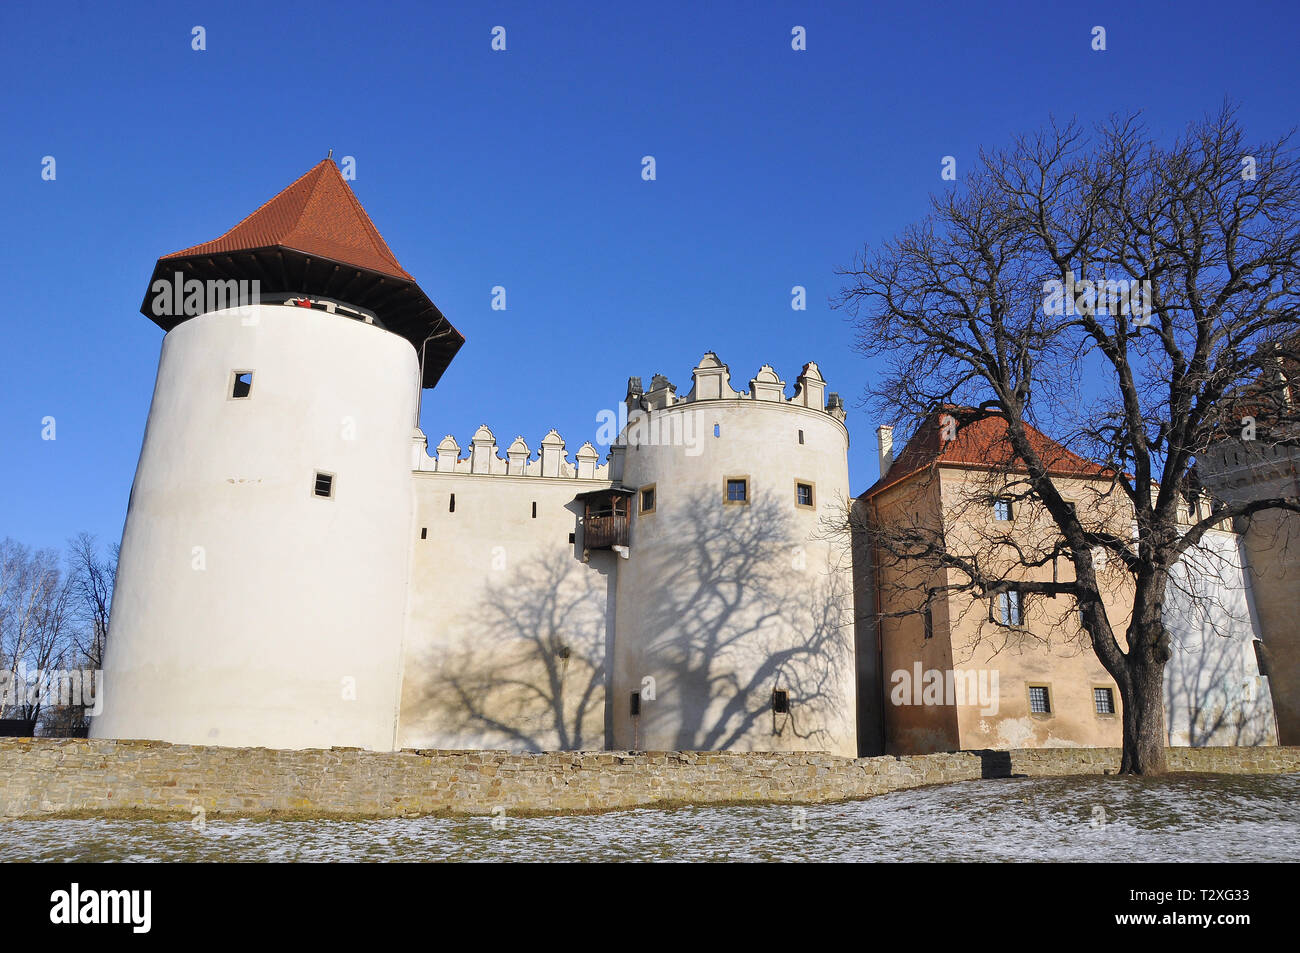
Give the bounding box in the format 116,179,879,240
412,426,610,480
627,352,847,422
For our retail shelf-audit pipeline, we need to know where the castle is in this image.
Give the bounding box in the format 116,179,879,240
92,160,1291,757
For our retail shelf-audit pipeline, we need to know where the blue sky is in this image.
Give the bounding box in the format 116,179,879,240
2,0,1298,552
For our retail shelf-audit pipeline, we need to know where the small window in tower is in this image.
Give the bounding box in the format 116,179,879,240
531,501,537,519
923,604,934,639
449,493,456,513
725,477,749,504
714,423,721,438
798,429,805,445
772,689,790,714
640,485,656,515
1254,640,1270,677
313,471,334,499
420,527,428,540
795,481,815,509
630,692,641,717
568,532,576,544
230,370,253,399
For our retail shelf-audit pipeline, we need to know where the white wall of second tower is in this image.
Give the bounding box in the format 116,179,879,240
611,356,858,756
93,304,418,751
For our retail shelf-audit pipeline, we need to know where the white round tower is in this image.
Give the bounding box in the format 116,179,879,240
94,160,463,750
610,353,857,756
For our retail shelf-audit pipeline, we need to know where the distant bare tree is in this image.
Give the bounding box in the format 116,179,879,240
67,532,117,670
0,538,75,726
836,105,1300,774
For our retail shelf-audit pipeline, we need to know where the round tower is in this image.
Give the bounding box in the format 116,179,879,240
610,353,857,756
93,160,463,751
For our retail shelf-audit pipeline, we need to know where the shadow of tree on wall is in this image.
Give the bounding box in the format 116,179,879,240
1164,627,1276,747
402,547,611,752
631,491,854,752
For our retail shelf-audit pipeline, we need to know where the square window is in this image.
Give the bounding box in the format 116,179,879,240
725,478,748,503
772,689,790,714
998,590,1023,626
640,485,656,514
993,498,1014,521
313,471,334,499
1094,687,1115,715
795,482,814,508
231,370,253,399
1028,685,1051,714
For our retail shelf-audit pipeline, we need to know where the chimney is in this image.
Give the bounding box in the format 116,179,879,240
876,425,894,478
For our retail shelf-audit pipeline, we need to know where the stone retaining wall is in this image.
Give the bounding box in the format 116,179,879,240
2,739,1297,819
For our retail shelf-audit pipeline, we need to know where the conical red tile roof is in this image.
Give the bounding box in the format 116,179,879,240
159,160,414,280
140,159,464,387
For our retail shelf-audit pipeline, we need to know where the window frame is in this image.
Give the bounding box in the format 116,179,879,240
639,483,657,516
723,475,750,505
794,479,816,510
312,470,335,500
992,497,1015,522
229,369,254,400
1092,685,1116,716
996,589,1024,627
1027,683,1052,717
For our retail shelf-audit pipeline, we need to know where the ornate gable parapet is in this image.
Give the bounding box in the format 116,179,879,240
412,426,610,480
639,352,845,422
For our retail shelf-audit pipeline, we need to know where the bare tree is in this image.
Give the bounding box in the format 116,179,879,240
0,539,76,726
835,105,1300,774
67,532,117,671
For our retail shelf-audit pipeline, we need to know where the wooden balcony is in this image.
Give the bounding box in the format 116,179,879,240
584,512,630,550
575,487,634,551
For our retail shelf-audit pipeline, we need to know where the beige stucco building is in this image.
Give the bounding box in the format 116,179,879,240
855,412,1281,755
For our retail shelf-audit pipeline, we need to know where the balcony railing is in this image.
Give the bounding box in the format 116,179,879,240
584,513,630,550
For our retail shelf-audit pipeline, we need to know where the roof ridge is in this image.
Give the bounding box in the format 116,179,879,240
161,159,329,260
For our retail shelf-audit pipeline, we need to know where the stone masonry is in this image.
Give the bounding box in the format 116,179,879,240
1,738,1297,819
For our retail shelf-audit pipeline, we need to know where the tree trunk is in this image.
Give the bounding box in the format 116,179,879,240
1120,634,1169,775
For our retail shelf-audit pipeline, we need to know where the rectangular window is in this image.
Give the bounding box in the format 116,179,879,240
795,481,815,508
1253,640,1269,677
1028,685,1051,714
230,370,253,399
629,692,641,717
993,498,1014,521
313,471,334,499
1094,686,1115,715
449,493,455,513
725,477,748,504
798,429,804,445
923,604,934,639
640,485,656,514
531,501,537,519
420,527,427,540
998,590,1023,626
772,689,790,714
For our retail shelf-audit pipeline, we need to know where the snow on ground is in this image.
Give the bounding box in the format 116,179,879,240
2,773,1297,862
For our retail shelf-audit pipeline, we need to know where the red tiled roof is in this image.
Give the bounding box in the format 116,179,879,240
160,159,413,280
864,409,1112,498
